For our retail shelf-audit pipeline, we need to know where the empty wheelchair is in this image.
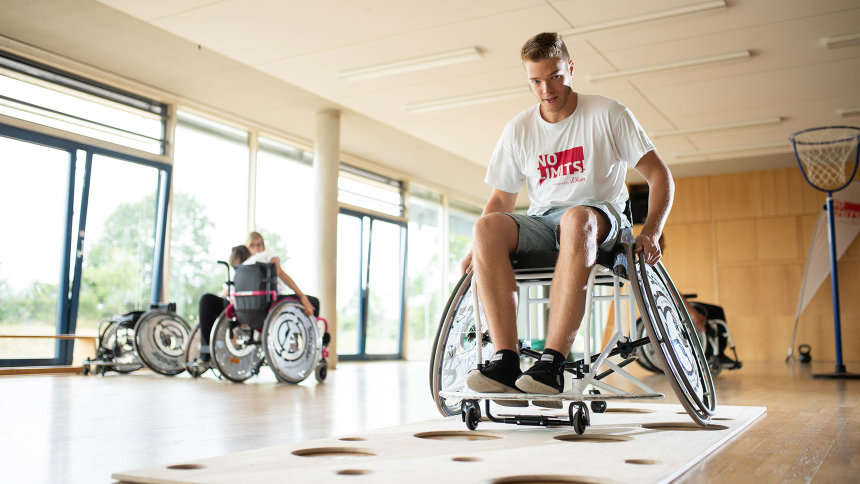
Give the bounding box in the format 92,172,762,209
133,302,193,376
431,228,716,432
636,296,741,376
83,310,145,375
192,261,330,384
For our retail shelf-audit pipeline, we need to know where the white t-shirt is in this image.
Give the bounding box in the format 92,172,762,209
243,251,289,295
485,93,654,216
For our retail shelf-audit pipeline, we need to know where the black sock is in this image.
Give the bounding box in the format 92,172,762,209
493,349,519,364
540,349,566,370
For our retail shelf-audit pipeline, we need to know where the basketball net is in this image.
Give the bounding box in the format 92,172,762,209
791,126,860,192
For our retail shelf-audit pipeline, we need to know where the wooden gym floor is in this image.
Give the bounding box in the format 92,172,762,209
0,359,856,483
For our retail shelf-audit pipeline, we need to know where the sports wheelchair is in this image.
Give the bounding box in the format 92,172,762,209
83,310,144,375
184,261,330,384
636,296,741,376
83,303,192,376
430,228,716,433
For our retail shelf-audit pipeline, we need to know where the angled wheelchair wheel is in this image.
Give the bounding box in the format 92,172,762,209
263,298,320,384
133,310,191,376
430,271,495,417
103,321,142,373
183,323,201,362
633,317,664,374
626,247,716,426
211,311,265,383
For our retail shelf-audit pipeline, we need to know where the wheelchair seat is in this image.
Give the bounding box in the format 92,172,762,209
510,242,628,278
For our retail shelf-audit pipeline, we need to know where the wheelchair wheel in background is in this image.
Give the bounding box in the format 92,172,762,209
133,310,191,376
633,318,664,374
263,298,320,384
183,323,201,364
430,271,495,417
627,248,716,427
211,311,265,383
102,320,142,373
183,324,208,378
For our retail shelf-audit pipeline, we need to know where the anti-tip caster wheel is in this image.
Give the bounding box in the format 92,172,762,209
462,400,481,431
315,360,328,382
589,389,606,413
82,364,90,376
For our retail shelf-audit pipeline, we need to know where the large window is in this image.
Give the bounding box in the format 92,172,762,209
0,51,166,154
0,125,170,366
169,111,249,321
255,137,316,290
447,199,481,291
406,187,444,360
0,136,70,360
76,154,166,332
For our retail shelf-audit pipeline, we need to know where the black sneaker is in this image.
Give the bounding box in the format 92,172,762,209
465,353,527,407
516,354,565,408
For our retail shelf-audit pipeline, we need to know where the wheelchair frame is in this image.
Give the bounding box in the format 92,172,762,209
82,311,144,376
189,261,330,384
431,229,716,433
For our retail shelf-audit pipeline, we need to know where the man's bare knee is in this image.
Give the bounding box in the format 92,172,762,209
473,213,518,255
558,207,601,246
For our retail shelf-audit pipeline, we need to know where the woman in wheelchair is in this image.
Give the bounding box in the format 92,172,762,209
186,233,328,383
244,231,317,317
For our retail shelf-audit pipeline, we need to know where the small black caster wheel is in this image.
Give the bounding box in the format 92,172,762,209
82,364,90,376
573,409,586,434
462,401,481,431
315,360,328,382
591,400,607,413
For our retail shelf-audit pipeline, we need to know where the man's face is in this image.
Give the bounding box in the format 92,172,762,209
524,56,574,118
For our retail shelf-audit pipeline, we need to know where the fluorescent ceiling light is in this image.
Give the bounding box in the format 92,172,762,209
839,107,860,117
337,47,482,81
825,32,860,49
653,116,782,137
559,1,726,36
404,87,526,113
589,50,751,82
674,141,788,158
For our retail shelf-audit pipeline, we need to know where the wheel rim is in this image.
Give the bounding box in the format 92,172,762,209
264,300,319,383
628,249,716,425
211,311,265,382
104,323,141,373
431,273,494,416
134,311,190,375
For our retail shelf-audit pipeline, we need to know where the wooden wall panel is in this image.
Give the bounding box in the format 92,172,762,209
661,222,715,302
670,176,710,223
642,167,858,362
709,173,761,220
755,216,800,260
715,220,756,263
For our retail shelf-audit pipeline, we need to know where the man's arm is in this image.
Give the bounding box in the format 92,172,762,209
459,189,519,274
633,150,674,265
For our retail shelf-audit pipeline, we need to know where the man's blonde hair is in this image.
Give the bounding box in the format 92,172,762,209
520,32,570,63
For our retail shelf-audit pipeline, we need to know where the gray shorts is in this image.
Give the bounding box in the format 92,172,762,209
503,201,629,255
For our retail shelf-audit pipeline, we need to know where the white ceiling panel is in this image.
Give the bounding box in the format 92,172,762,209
2,0,858,196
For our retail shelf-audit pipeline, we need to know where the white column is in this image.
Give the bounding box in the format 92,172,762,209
314,109,340,368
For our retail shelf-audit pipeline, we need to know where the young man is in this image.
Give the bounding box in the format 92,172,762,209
461,32,674,404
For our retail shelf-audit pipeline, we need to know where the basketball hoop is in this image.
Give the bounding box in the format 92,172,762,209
790,126,860,193
789,125,860,379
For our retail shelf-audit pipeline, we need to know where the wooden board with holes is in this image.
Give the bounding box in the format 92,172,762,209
113,403,765,484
